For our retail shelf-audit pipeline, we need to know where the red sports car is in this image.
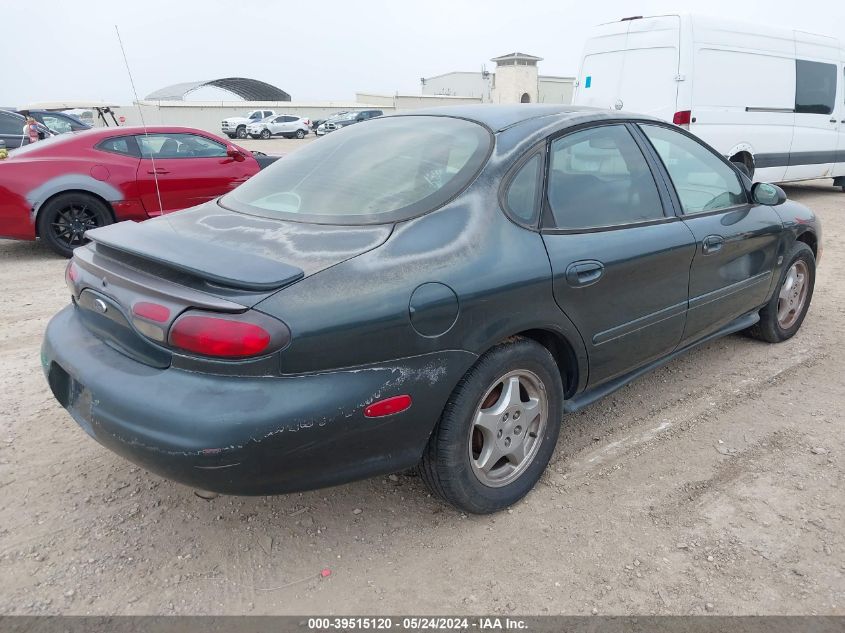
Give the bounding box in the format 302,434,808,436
0,126,269,256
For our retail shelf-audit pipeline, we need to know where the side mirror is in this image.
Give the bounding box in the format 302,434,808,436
751,182,786,206
227,147,246,162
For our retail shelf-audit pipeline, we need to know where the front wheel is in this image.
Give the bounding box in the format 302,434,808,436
748,242,815,343
235,126,247,139
418,337,563,514
37,193,112,258
260,129,271,140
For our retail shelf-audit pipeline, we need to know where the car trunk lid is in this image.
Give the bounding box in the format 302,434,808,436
71,202,393,367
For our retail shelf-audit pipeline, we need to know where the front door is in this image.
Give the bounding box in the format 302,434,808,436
541,123,696,386
637,123,783,344
135,132,253,214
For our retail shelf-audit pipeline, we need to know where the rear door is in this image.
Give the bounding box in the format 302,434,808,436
638,123,782,344
576,16,680,121
541,122,696,386
135,132,254,214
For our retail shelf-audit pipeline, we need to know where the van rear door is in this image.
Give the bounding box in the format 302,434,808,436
575,16,681,122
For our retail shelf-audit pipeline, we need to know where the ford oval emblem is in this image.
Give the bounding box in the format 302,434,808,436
93,298,108,314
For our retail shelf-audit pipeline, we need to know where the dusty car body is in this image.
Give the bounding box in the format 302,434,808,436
42,105,821,513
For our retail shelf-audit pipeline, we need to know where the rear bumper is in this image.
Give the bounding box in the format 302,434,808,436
42,305,472,495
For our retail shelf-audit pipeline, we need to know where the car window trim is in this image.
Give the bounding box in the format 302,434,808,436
539,120,676,233
136,132,228,160
633,121,752,218
497,142,547,230
95,134,141,158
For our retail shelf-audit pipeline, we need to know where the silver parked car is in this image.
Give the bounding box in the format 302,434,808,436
247,115,310,140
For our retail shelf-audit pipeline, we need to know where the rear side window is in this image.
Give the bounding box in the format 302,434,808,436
0,112,22,135
546,125,663,230
505,153,543,225
97,136,136,156
795,60,837,115
641,124,745,214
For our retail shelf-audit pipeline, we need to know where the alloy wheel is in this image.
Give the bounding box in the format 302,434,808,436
777,260,809,329
50,204,101,247
468,370,548,488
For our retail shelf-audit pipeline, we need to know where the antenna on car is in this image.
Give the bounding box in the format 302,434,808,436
115,25,164,215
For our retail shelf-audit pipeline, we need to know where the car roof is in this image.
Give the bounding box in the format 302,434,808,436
70,126,221,139
396,104,659,132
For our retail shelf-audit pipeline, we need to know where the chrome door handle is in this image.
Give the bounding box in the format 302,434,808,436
702,235,724,255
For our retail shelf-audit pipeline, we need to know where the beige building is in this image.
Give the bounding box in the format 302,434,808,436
421,53,575,104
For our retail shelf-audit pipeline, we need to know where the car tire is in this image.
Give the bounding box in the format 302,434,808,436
418,337,563,514
295,129,306,139
748,242,815,343
37,192,113,258
236,126,247,139
260,129,271,140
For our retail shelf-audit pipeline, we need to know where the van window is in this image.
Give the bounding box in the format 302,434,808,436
795,60,837,115
641,124,746,214
546,125,664,229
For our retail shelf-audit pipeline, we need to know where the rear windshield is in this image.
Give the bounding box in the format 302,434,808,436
220,115,492,224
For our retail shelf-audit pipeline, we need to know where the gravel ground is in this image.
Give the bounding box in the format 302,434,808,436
0,179,842,616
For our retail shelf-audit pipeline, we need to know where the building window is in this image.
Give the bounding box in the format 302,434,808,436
521,93,531,103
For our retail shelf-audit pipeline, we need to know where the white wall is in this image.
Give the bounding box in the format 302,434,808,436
113,101,395,135
355,93,483,110
422,72,493,101
539,77,575,104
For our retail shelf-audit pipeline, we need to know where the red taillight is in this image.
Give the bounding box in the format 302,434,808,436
673,110,692,126
66,261,79,283
132,301,171,323
169,314,271,358
364,395,412,418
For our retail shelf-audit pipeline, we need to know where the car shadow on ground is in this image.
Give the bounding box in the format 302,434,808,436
0,238,65,262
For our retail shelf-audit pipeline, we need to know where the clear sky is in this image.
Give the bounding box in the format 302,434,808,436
1,0,843,107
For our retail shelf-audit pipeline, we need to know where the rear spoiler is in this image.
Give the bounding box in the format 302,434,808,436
85,221,304,292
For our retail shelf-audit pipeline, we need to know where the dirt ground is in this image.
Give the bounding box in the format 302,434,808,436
0,179,843,616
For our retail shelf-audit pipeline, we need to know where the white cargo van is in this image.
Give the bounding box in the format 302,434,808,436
573,14,845,190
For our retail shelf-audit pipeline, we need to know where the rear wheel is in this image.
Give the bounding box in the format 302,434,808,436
260,129,271,140
418,337,563,514
748,242,815,343
295,129,306,139
37,193,112,258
